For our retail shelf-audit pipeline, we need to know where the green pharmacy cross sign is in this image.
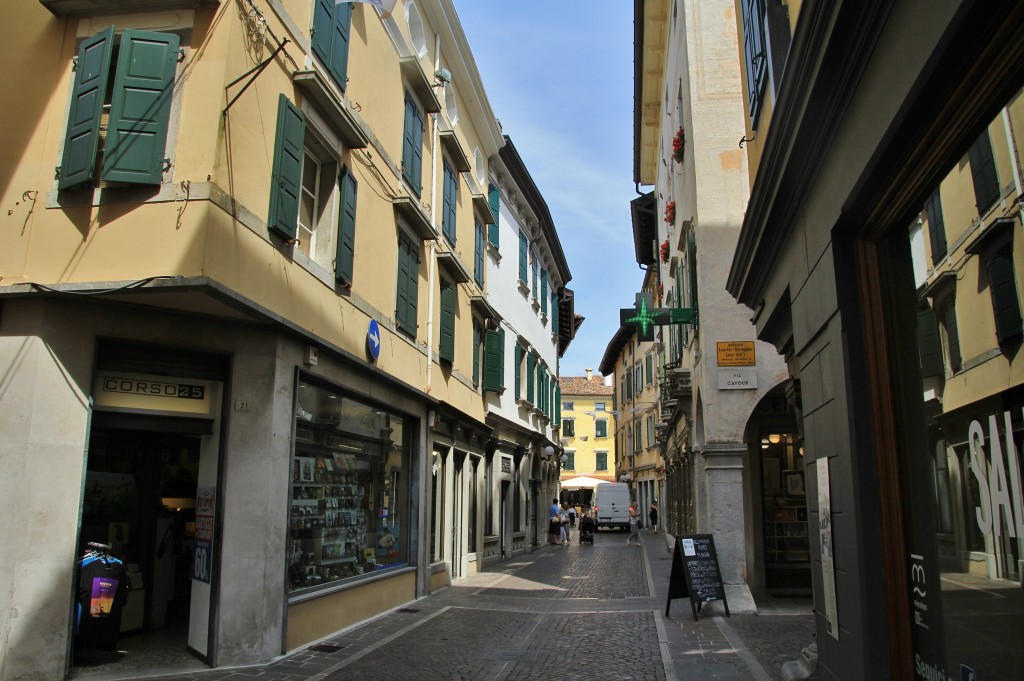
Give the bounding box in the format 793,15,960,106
620,293,697,342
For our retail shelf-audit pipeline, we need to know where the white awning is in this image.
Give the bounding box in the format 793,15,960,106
560,476,609,490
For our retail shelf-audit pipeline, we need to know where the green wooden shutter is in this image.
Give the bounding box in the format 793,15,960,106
917,309,944,378
540,269,548,314
531,255,538,293
484,328,504,392
969,132,1000,214
551,291,559,333
925,189,946,265
942,303,962,372
396,233,419,335
311,0,333,69
101,30,179,185
474,220,485,286
526,351,536,403
487,183,500,247
555,386,561,425
59,26,115,189
646,355,653,385
472,323,481,387
514,343,522,398
439,281,455,363
268,95,306,239
335,166,357,284
987,252,1023,345
402,94,423,196
518,230,528,282
330,1,352,91
442,162,457,244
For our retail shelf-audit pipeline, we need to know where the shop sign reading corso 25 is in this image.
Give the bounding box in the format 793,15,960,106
101,377,206,400
968,410,1024,537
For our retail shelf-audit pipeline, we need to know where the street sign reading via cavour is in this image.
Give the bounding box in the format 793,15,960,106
717,341,755,366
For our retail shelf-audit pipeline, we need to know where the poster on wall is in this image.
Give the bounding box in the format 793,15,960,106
816,458,839,640
193,487,215,584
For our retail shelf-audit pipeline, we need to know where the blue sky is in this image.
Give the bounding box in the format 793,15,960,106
455,2,641,379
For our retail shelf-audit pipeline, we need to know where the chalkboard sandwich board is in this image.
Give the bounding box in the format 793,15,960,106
665,533,730,621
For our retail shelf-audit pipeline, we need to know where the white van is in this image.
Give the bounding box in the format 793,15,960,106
591,482,632,531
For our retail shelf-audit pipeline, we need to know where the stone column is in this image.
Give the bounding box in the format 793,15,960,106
700,442,756,612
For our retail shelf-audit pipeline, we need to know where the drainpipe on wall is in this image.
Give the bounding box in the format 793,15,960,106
424,34,443,395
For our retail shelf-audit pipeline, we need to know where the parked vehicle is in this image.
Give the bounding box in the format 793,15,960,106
591,482,631,531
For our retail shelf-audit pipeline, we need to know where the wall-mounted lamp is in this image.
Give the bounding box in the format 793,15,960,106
619,472,633,483
559,453,569,465
542,445,555,460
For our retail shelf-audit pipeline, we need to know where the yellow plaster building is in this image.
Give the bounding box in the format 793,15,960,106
558,370,616,503
0,1,571,678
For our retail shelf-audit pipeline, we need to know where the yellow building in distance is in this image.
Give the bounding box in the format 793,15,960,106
558,370,616,505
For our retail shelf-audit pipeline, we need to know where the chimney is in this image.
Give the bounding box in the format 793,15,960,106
586,368,593,381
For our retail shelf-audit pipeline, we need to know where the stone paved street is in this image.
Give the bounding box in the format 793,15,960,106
84,530,815,681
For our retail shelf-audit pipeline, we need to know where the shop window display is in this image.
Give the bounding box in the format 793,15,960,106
889,95,1024,678
288,379,411,593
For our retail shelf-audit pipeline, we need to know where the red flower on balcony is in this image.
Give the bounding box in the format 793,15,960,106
663,200,676,224
672,126,686,163
660,239,670,263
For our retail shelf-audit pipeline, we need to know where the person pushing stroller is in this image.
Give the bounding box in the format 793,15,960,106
578,511,596,544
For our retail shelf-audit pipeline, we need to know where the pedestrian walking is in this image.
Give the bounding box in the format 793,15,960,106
560,503,572,545
549,498,562,545
648,501,658,533
568,504,577,527
627,505,641,545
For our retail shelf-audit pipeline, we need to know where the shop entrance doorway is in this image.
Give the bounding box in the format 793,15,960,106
73,426,203,676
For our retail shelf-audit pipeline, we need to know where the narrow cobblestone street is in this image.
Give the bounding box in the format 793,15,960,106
80,530,814,681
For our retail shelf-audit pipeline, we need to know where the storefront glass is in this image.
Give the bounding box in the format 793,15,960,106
288,377,412,594
888,92,1024,679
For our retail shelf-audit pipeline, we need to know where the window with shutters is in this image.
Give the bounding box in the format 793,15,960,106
531,252,539,301
646,355,653,385
740,0,768,129
563,452,575,471
395,231,420,338
472,322,482,387
562,419,575,437
442,161,457,246
311,0,352,94
518,230,529,285
267,96,358,282
540,269,548,316
514,343,523,399
595,419,608,438
595,451,608,471
439,279,456,364
487,183,500,248
965,218,1022,348
474,219,485,287
924,189,947,266
550,290,559,333
986,249,1022,346
968,130,1000,215
526,351,536,404
402,92,425,197
483,327,504,393
58,25,182,191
